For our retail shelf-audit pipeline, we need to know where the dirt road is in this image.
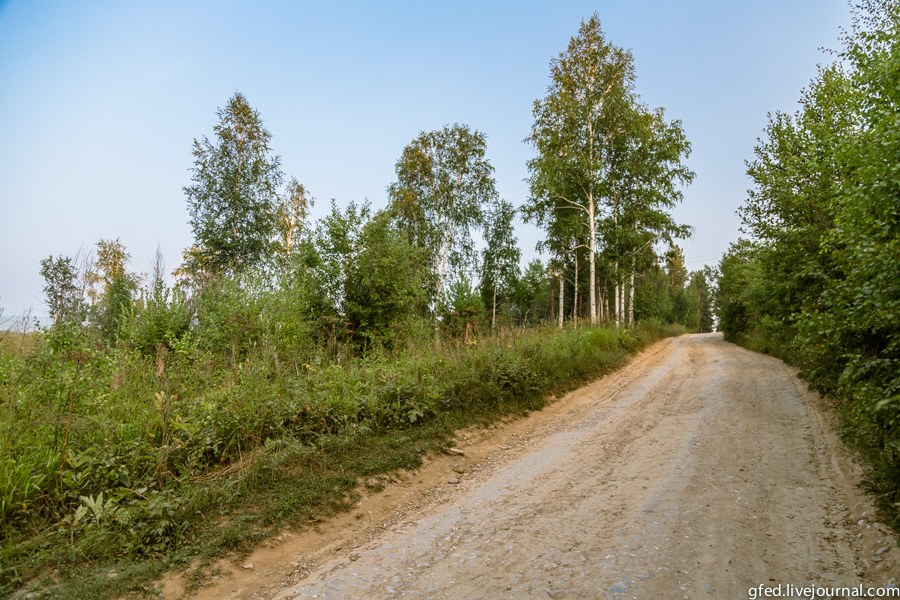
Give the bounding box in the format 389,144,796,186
173,333,898,599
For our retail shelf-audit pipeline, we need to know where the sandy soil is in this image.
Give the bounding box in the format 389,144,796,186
163,333,898,599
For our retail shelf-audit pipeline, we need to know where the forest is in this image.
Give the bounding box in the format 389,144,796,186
716,1,900,531
0,15,705,597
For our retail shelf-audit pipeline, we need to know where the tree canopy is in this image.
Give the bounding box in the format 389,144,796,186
526,13,693,326
184,92,283,276
388,124,498,316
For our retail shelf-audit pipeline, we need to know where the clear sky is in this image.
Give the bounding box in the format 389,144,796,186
0,0,852,321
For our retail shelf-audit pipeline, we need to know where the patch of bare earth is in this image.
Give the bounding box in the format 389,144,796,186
160,333,898,599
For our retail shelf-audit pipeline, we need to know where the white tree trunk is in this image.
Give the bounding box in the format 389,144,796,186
433,222,454,337
573,251,579,326
558,270,564,329
629,269,635,326
614,261,620,326
599,287,605,321
492,281,497,331
588,199,597,324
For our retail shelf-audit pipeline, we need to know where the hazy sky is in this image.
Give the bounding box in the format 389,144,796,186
0,1,852,321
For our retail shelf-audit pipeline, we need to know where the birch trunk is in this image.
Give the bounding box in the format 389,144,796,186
433,221,453,337
588,201,597,324
629,269,635,326
599,287,605,321
492,281,497,331
613,261,620,326
573,251,579,326
558,270,564,329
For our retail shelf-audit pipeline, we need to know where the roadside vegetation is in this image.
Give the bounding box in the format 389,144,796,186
1,13,701,598
1,317,684,598
716,0,900,528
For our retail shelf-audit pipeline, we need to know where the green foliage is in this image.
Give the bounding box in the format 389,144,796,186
275,177,313,260
184,92,283,275
346,210,429,344
313,199,372,315
633,265,672,322
715,240,764,342
511,259,551,325
440,278,486,339
719,0,900,526
480,198,520,329
389,123,498,312
126,276,192,355
191,276,264,357
39,255,84,326
524,13,693,325
524,13,634,324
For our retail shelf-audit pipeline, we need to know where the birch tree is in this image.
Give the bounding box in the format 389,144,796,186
606,106,694,325
389,124,497,323
276,177,313,260
525,13,635,325
184,92,283,275
480,198,520,330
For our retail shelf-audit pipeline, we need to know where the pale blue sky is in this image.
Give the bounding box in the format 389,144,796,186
0,1,851,320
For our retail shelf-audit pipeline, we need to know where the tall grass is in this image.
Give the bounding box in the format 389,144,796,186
0,319,683,597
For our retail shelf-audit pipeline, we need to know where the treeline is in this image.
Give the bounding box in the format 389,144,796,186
717,0,900,524
34,15,707,351
1,13,698,597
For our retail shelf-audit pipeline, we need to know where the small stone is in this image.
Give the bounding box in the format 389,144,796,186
874,558,883,563
875,546,891,556
447,447,465,455
448,477,460,484
452,464,466,474
242,563,254,569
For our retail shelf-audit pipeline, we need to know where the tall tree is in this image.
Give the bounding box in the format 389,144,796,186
388,124,497,321
86,238,132,304
87,238,138,342
480,198,521,329
609,106,694,324
184,92,283,275
665,245,687,288
526,14,636,325
40,255,81,325
276,177,313,260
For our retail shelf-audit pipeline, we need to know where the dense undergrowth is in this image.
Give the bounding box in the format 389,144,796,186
716,1,900,531
0,319,684,598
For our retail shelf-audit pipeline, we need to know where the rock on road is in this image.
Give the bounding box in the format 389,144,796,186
180,334,899,600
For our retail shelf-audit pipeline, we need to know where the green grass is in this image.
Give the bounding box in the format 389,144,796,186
0,320,684,598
